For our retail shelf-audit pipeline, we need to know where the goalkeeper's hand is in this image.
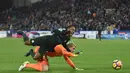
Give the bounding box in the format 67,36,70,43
73,54,78,57
75,50,83,55
73,50,83,57
74,67,84,71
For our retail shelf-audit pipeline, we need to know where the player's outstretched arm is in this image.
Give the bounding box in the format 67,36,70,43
63,55,76,68
63,55,84,70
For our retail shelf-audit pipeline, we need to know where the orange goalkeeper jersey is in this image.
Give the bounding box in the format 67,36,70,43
34,45,76,68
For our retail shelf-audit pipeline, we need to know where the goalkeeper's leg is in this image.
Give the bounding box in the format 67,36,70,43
19,60,49,72
26,61,49,72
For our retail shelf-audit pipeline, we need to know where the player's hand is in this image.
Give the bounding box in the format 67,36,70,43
75,50,83,55
73,54,78,57
74,67,84,71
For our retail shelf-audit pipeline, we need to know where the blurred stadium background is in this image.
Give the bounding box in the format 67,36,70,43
0,0,130,39
0,0,130,73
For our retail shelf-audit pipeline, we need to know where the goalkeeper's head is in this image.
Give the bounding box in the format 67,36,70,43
67,43,76,53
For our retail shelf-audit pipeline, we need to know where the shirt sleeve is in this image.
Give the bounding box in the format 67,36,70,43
54,45,75,57
62,49,75,57
63,55,76,68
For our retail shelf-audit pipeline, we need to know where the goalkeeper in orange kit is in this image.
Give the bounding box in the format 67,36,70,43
18,43,83,72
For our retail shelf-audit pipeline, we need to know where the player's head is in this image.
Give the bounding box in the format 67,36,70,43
67,43,76,53
66,25,75,37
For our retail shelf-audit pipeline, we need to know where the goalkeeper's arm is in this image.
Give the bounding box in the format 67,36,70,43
63,55,76,69
63,55,84,70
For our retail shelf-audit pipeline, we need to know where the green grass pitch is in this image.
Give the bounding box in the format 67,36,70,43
0,38,130,73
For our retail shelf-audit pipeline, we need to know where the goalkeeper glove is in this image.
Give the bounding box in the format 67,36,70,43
75,50,83,55
74,67,84,71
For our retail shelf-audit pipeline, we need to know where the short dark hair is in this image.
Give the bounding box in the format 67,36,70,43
67,25,75,29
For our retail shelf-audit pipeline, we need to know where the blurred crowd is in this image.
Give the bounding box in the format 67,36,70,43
0,0,130,31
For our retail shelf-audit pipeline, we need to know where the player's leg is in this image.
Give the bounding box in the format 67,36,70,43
24,46,47,60
26,46,46,60
25,46,40,57
26,61,49,72
99,34,102,41
98,34,101,41
25,49,33,57
21,33,47,46
24,49,42,60
19,61,49,72
17,31,30,44
18,61,30,71
25,48,43,60
33,46,47,60
22,32,29,42
24,48,36,59
26,37,47,59
34,46,40,53
98,31,101,41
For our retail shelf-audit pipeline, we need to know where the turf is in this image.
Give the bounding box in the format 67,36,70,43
0,38,130,73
